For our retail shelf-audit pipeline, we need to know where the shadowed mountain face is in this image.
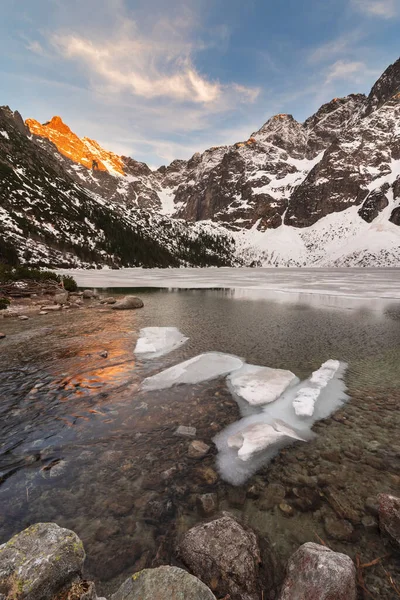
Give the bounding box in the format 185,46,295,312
1,58,400,267
0,107,236,268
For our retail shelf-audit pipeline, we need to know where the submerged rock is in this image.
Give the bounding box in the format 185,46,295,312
278,542,357,600
378,493,400,548
112,296,144,310
0,522,85,600
175,425,196,438
0,333,5,339
110,566,217,600
178,512,263,600
188,440,210,458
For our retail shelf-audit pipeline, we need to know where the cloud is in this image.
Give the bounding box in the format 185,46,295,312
308,30,364,64
351,0,399,18
50,13,258,106
325,59,379,84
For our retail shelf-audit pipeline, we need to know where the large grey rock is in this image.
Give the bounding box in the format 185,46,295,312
0,522,85,600
278,542,357,600
112,296,144,310
54,291,69,304
178,512,262,600
82,289,97,299
111,566,216,600
378,493,400,548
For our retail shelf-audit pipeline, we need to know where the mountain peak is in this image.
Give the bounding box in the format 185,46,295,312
26,116,125,176
364,56,400,116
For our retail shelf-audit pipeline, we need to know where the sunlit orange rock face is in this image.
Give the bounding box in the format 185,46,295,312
26,116,125,176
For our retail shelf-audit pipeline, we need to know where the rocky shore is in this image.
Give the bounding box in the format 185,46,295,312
0,495,398,600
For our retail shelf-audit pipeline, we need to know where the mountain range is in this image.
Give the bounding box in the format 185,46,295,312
1,57,399,268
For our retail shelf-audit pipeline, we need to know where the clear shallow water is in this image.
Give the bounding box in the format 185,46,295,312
0,284,399,597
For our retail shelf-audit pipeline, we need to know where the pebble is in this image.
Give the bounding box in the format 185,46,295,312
0,333,5,339
324,516,355,541
99,351,108,358
19,315,29,320
279,502,295,517
197,493,218,517
174,425,196,438
188,440,210,458
39,311,48,315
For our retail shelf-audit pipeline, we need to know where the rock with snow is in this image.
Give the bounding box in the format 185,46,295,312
278,542,357,600
134,327,188,358
112,296,144,310
228,364,298,412
110,566,217,600
0,523,85,600
293,359,340,417
141,352,243,391
227,419,306,462
178,513,263,600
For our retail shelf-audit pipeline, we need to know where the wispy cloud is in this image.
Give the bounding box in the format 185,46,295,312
308,30,364,64
351,0,399,19
49,13,259,106
325,59,380,84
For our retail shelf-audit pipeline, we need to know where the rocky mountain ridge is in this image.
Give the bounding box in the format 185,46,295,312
2,57,400,267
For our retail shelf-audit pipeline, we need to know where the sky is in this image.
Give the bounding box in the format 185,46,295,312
1,0,399,167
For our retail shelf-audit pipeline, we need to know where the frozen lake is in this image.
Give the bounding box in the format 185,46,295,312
59,267,400,311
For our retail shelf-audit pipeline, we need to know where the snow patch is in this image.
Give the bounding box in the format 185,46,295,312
134,327,188,358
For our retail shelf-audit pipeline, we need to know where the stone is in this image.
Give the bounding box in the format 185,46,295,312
378,493,400,548
279,502,294,517
39,311,48,315
18,315,29,320
175,425,196,438
110,566,216,600
292,487,321,512
278,542,357,600
195,466,218,485
112,296,144,310
188,440,210,458
143,498,174,524
227,487,247,508
99,351,108,358
197,493,218,517
365,496,379,517
0,333,5,339
100,297,117,304
54,291,69,304
362,515,378,530
41,305,62,311
324,516,355,541
82,289,96,299
0,522,85,600
178,512,262,600
259,483,286,510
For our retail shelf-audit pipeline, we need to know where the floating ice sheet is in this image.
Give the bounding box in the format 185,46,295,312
292,359,340,417
215,360,348,485
134,327,188,359
227,418,307,462
141,352,244,391
228,364,298,413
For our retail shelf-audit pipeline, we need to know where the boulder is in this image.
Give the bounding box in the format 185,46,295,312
278,542,357,600
110,566,216,600
82,289,96,299
178,512,262,600
100,297,117,304
112,296,144,310
378,493,400,548
54,291,69,304
0,523,85,600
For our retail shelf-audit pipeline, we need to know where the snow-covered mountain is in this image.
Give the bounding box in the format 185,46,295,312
0,108,235,268
1,57,400,267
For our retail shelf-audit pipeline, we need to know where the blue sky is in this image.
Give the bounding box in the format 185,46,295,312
1,0,399,166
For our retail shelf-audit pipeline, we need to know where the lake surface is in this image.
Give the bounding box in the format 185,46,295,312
1,269,399,597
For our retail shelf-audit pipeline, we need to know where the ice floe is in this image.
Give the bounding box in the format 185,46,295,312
227,419,307,462
293,359,340,417
134,327,188,359
141,352,244,391
215,360,348,485
228,364,298,415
